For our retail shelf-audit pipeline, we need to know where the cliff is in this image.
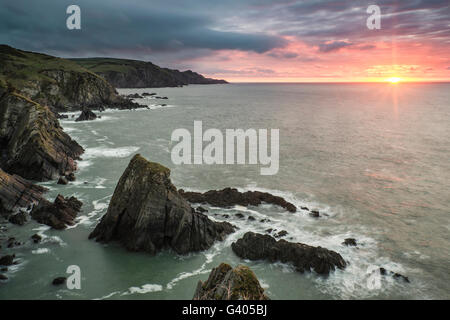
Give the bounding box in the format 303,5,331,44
0,89,84,181
71,58,228,88
0,45,132,111
89,154,234,254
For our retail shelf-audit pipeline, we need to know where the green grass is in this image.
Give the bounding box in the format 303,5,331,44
0,45,106,89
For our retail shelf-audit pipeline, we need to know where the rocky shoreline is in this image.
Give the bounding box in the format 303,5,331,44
0,44,410,298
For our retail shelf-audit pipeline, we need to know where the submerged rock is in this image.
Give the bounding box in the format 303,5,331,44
31,234,42,243
193,263,269,300
232,232,346,275
75,108,97,122
0,254,15,266
57,176,68,185
31,195,82,229
89,154,235,255
342,238,357,246
179,188,297,213
8,210,27,225
379,267,410,283
52,277,67,285
309,210,320,218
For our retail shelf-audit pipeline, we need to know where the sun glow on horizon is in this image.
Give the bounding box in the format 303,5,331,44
385,77,402,83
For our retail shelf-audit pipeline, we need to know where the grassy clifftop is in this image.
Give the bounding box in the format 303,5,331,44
71,57,228,88
0,45,121,111
0,45,104,88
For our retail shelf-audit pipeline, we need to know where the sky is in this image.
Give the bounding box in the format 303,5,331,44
1,0,449,82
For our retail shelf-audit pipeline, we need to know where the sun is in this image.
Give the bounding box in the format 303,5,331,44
386,77,402,83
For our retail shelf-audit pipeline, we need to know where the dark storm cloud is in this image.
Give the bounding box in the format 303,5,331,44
318,41,353,53
0,0,448,64
0,0,286,57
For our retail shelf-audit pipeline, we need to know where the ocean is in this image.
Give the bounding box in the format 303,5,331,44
1,83,449,299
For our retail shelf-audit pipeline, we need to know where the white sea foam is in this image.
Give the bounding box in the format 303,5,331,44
32,248,50,254
83,146,140,159
122,284,163,295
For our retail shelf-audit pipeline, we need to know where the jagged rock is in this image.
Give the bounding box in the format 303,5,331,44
0,168,46,217
56,113,68,119
196,206,208,213
142,93,156,96
8,210,27,225
0,254,15,266
52,277,66,285
75,108,97,122
0,91,84,181
6,237,21,248
126,93,143,99
65,173,76,182
89,154,235,254
310,210,320,218
179,188,297,213
31,234,42,243
274,230,288,238
232,232,346,275
379,268,410,283
57,176,68,185
342,238,357,246
235,213,245,219
301,206,309,211
193,263,269,300
248,216,256,221
31,195,82,229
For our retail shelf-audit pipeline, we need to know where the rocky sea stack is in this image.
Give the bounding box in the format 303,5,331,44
232,232,347,275
89,154,235,254
193,263,269,300
179,188,297,213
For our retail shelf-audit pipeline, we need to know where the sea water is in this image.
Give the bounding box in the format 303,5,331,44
1,83,449,299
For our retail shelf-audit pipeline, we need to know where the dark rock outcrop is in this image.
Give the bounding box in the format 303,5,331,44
31,195,82,229
31,234,42,243
231,232,346,275
0,91,84,181
342,238,357,246
0,168,46,217
379,267,410,283
193,263,269,300
57,176,68,185
0,254,15,266
75,108,97,122
8,210,27,225
89,154,234,254
179,188,297,213
52,277,67,285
